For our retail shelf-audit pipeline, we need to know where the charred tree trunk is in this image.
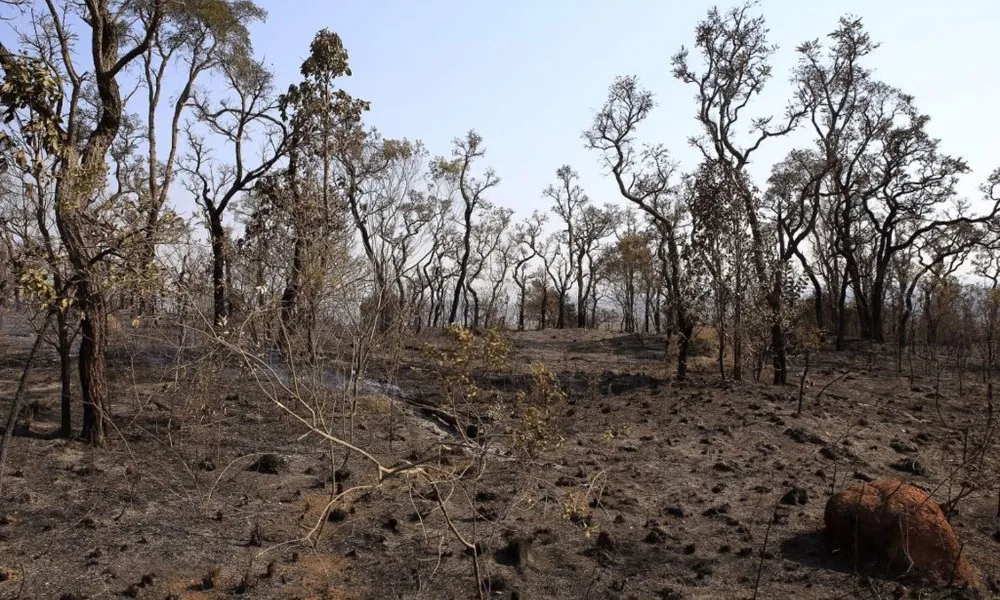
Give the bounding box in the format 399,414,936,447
77,281,109,445
517,281,527,331
57,308,73,438
835,270,850,351
280,234,306,331
449,204,474,325
676,318,695,382
556,291,566,329
209,213,228,327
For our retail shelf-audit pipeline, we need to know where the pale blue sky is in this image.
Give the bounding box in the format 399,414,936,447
4,1,999,221
247,0,998,219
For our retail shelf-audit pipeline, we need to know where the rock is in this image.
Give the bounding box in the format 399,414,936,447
785,428,827,445
890,457,930,476
772,506,790,525
889,439,918,454
853,471,874,482
658,586,683,600
247,453,286,475
780,487,809,506
690,558,716,578
475,490,499,502
495,535,534,570
713,460,738,473
824,479,980,589
595,530,616,552
820,445,857,461
644,527,669,544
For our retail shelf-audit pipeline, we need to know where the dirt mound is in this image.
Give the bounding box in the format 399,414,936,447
824,479,979,589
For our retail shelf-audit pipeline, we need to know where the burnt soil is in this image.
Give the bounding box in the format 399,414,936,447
1,322,999,600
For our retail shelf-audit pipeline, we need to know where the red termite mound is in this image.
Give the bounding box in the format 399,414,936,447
824,479,979,589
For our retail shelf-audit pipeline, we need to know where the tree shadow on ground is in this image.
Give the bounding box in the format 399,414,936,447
779,530,971,598
567,334,668,360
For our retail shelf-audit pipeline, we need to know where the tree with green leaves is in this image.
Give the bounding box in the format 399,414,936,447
135,0,266,314
1,0,167,444
671,3,805,384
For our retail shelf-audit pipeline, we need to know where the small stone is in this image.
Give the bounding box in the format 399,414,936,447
595,530,615,552
713,460,737,473
328,508,347,522
889,439,918,454
779,487,809,506
247,453,286,475
702,504,730,517
644,527,668,544
890,457,930,476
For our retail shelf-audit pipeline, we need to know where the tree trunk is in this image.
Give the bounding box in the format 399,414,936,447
469,286,480,330
717,317,726,381
449,205,474,325
733,260,743,381
209,213,228,327
517,281,526,331
556,291,566,329
870,291,886,344
676,319,694,382
78,283,109,445
57,309,73,438
540,286,548,330
771,320,787,385
835,272,849,351
770,274,788,385
280,234,306,331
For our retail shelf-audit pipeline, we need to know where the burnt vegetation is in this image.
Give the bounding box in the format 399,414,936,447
0,1,999,599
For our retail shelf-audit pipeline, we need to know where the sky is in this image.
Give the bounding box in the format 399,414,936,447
2,0,999,223
241,0,1000,220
